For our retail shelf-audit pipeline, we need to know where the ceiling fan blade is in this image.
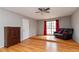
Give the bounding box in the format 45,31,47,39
38,8,42,11
45,8,50,11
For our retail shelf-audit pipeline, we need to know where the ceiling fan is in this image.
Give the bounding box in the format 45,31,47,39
35,8,50,14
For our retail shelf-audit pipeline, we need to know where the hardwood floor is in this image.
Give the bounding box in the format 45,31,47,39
0,35,79,52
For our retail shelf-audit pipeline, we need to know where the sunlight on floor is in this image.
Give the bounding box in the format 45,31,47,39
46,36,57,41
46,42,58,52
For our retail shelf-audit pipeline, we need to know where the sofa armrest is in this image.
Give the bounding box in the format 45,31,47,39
54,32,58,33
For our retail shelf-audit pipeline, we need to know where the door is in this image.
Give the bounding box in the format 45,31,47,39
47,21,56,35
23,19,29,40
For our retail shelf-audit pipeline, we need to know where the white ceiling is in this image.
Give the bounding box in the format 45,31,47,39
3,7,78,20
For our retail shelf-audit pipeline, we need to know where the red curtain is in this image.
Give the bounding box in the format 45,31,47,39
56,19,59,32
44,21,47,35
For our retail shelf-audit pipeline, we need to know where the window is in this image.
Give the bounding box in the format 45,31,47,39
47,21,56,35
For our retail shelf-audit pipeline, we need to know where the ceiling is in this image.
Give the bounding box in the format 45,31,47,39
3,7,78,20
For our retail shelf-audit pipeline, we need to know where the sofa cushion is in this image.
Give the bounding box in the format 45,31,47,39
54,33,63,36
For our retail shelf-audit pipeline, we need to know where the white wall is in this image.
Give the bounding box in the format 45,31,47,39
37,16,72,35
59,16,72,28
71,8,79,43
22,19,29,40
0,8,23,48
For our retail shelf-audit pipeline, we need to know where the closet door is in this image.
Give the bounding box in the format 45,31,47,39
4,27,20,47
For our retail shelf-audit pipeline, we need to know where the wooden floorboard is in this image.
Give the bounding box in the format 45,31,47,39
0,35,79,52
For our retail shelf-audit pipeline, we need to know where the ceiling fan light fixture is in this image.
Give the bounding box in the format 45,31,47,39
35,7,50,14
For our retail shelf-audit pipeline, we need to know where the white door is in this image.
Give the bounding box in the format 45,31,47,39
23,19,29,40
